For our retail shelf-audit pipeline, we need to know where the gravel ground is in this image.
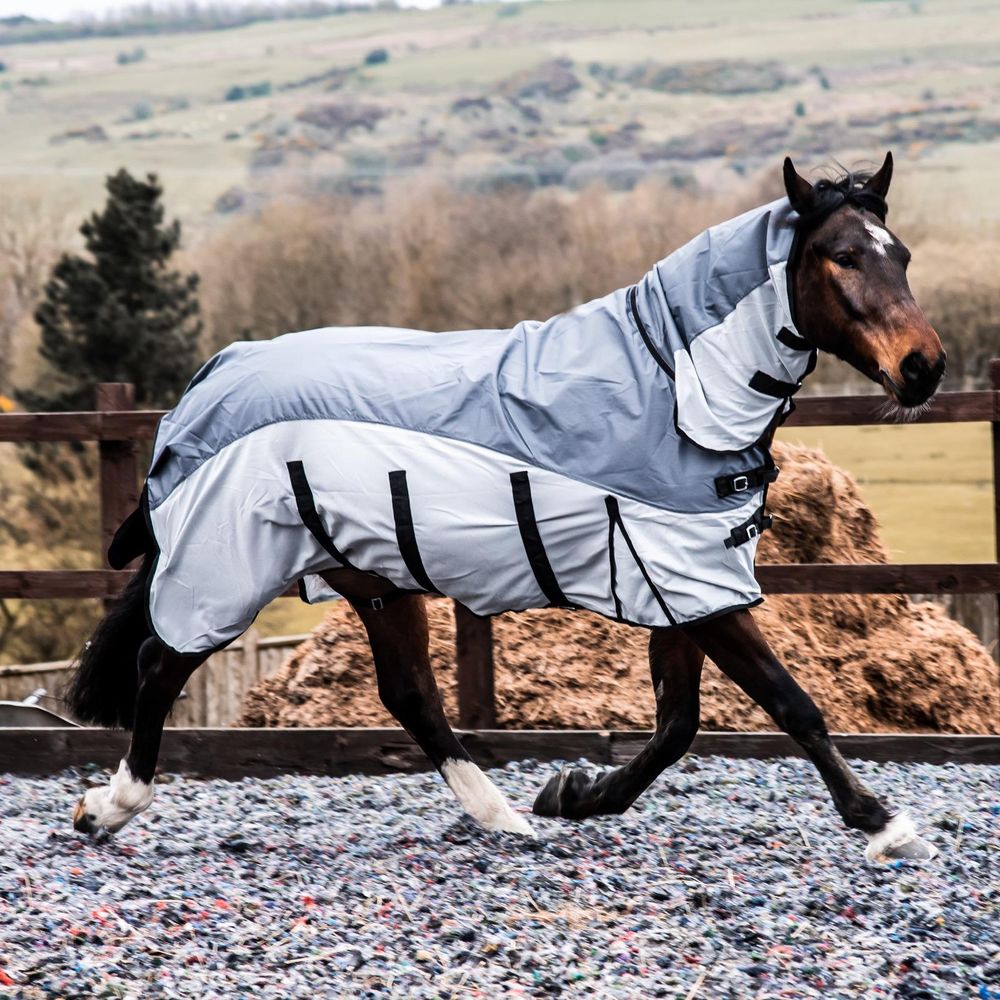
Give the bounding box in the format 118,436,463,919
1,756,997,999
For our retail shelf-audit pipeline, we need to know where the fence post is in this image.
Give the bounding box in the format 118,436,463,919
97,383,138,588
454,601,496,729
991,360,1000,657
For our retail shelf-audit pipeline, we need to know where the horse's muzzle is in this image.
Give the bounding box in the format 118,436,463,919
882,349,946,407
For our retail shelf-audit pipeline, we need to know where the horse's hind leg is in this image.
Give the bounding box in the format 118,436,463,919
533,628,703,819
353,594,533,836
74,638,206,835
685,609,936,863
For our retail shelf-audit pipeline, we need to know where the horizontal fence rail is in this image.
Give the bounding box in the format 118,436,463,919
5,563,1000,600
2,372,1000,729
0,392,996,444
1,728,998,778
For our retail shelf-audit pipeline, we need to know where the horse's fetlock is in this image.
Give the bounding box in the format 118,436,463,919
844,796,891,834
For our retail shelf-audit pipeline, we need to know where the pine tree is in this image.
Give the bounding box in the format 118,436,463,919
19,169,201,412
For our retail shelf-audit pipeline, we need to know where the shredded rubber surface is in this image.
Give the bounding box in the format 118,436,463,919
2,756,997,997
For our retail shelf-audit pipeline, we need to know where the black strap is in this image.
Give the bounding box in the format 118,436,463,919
749,370,799,399
388,470,437,593
298,577,415,612
287,461,357,570
510,472,568,608
606,497,623,621
724,506,773,549
628,285,674,380
777,326,813,351
605,496,676,624
714,463,780,499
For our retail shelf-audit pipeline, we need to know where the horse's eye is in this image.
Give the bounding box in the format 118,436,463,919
833,253,857,270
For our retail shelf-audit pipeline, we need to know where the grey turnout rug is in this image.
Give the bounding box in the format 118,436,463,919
140,198,814,654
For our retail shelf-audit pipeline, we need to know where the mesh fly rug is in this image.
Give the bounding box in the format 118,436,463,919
132,197,815,654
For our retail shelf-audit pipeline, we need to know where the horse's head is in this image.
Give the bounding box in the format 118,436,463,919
784,152,945,413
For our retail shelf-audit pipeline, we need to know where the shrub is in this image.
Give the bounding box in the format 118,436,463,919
225,80,271,101
116,46,145,65
364,47,389,66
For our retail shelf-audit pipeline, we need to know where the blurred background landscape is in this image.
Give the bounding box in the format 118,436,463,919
1,0,998,664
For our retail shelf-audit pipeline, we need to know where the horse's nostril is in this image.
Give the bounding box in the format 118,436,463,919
900,351,932,388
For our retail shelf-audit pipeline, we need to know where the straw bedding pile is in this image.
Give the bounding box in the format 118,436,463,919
240,442,999,733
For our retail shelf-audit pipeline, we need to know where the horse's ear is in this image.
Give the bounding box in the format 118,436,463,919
863,151,893,200
783,156,812,214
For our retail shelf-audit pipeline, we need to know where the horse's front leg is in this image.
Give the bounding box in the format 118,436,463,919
74,638,205,836
534,628,703,819
684,609,936,863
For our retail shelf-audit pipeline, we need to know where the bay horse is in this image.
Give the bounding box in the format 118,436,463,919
68,153,945,863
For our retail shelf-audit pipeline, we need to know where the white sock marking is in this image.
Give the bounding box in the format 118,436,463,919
441,759,534,836
864,811,934,861
864,219,894,257
81,759,154,833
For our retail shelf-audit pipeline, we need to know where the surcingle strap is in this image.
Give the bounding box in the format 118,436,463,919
749,370,799,399
388,470,438,594
714,463,779,499
287,461,358,571
724,506,773,549
510,471,569,608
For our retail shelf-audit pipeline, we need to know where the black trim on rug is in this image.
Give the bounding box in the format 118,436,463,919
605,496,677,625
628,285,675,380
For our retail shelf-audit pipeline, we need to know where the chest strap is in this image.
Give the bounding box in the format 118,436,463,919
715,463,779,499
725,506,772,549
750,370,799,398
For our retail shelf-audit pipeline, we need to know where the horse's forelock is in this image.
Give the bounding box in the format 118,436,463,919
795,168,888,228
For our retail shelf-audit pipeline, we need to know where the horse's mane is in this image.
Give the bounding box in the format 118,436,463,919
795,167,888,229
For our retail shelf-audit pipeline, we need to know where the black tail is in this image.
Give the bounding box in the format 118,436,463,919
65,521,154,730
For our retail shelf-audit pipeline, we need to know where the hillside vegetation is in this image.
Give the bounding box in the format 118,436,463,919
0,0,998,222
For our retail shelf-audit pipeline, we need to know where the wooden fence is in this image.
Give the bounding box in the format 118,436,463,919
0,631,306,727
2,369,1000,729
1,728,997,777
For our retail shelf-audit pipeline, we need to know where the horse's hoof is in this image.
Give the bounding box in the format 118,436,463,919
532,767,595,819
72,796,106,838
865,812,937,864
882,836,937,862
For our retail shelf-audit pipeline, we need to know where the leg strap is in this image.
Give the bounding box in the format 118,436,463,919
353,589,421,612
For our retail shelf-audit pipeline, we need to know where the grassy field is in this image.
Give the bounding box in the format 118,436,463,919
776,421,994,565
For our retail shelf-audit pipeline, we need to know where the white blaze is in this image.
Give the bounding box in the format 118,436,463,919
864,220,894,257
